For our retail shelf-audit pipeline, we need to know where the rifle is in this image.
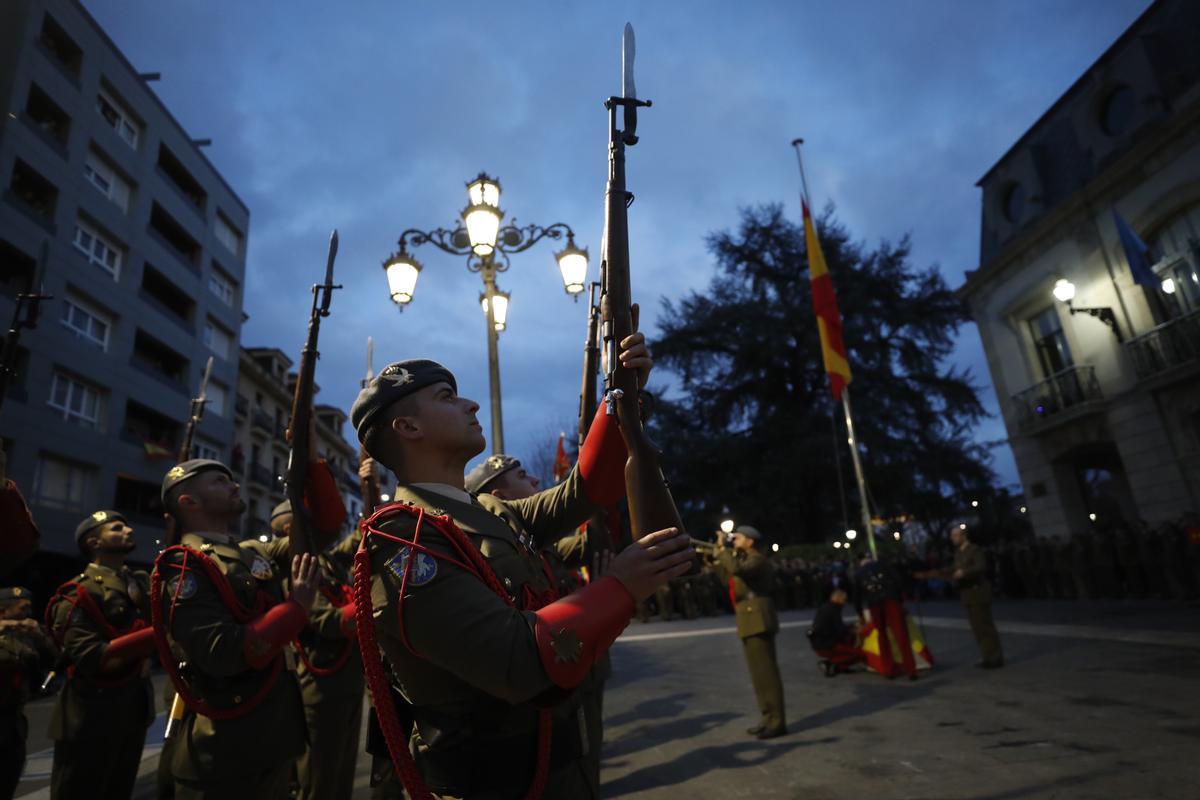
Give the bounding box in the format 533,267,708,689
0,240,53,424
160,356,213,548
285,230,341,558
598,25,688,546
358,336,381,516
577,282,601,451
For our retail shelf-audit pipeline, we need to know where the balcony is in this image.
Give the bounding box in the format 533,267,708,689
248,463,275,488
1011,365,1104,434
1125,309,1200,383
251,409,274,435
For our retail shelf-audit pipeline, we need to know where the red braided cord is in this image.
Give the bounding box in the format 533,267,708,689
150,545,284,721
292,581,356,677
354,502,555,800
46,581,148,687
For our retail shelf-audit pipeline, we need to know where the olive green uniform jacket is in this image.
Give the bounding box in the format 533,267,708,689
365,467,602,799
710,548,780,639
954,542,992,604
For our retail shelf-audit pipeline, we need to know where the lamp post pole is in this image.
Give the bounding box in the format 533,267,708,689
481,263,505,452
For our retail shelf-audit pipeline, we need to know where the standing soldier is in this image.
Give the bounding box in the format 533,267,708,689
152,456,345,799
270,499,364,800
703,526,787,739
0,586,56,797
938,527,1004,668
351,348,694,798
46,511,159,799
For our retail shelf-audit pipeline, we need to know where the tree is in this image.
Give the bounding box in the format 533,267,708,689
648,203,993,547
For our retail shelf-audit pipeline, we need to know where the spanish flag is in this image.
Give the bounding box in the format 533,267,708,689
802,201,852,400
552,432,570,484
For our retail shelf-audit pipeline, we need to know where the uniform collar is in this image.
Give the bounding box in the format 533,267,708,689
183,530,242,547
409,482,473,506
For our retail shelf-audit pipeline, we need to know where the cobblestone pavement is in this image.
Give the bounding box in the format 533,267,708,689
14,598,1200,798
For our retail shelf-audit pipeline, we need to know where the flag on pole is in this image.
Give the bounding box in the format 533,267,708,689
802,201,853,400
1112,210,1157,288
552,432,570,483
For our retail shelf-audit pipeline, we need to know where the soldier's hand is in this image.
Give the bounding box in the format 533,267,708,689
606,527,694,602
358,456,376,481
619,330,654,391
591,548,613,578
289,554,320,610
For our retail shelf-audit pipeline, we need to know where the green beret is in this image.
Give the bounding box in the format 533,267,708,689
351,359,457,445
735,524,762,541
270,500,292,521
465,454,521,494
0,586,33,602
74,510,126,546
161,459,233,502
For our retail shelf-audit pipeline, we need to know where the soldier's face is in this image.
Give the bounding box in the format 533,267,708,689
404,382,485,457
182,471,247,518
491,467,540,501
95,519,136,553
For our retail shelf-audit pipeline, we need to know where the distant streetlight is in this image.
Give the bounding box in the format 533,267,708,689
720,519,735,534
380,493,390,502
845,529,857,541
771,543,780,553
893,531,901,541
1020,506,1027,514
1089,513,1097,522
833,541,842,549
970,499,979,508
959,523,967,530
1161,277,1176,295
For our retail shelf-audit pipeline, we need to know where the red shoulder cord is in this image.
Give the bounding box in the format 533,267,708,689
353,504,555,800
150,545,284,721
45,580,148,688
293,582,355,678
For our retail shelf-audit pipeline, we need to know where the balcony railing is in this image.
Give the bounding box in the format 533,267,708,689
1125,309,1200,381
1011,365,1103,432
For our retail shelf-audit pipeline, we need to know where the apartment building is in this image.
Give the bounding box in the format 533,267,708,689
959,0,1200,540
0,0,248,565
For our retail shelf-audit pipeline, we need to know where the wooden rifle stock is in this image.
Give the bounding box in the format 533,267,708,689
358,445,381,517
578,283,601,450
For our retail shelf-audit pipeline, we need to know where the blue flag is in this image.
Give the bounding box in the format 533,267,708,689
1113,211,1157,288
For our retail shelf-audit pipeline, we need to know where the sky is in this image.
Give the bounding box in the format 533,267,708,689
85,0,1152,489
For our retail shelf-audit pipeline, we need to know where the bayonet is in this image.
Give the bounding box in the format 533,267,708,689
622,23,637,101
197,356,213,404
363,336,375,389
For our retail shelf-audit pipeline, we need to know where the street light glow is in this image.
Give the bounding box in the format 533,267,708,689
380,493,390,502
1161,277,1176,295
833,541,842,549
481,290,511,331
845,529,857,541
1053,278,1076,303
463,204,502,256
771,543,780,553
384,253,422,307
258,534,270,543
893,531,901,541
970,499,979,508
466,173,501,208
1020,506,1027,513
959,523,967,530
720,519,735,534
555,233,589,296
1089,512,1097,521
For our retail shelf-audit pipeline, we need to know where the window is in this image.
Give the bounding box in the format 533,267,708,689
48,371,103,428
38,14,82,79
1028,306,1073,377
206,381,227,417
96,88,140,149
9,159,58,222
140,264,194,324
1003,182,1025,224
131,330,188,386
83,150,132,211
34,454,95,511
202,319,232,359
1148,204,1200,317
215,214,243,257
208,267,235,306
157,145,206,211
1100,85,1135,137
25,84,71,147
149,203,200,267
60,293,112,349
194,440,221,461
72,220,122,278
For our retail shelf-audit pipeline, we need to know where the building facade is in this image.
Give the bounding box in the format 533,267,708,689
232,347,363,539
960,0,1200,540
0,0,248,565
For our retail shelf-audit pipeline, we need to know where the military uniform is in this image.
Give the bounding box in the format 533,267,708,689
0,480,39,578
708,533,786,736
0,586,56,798
954,542,1003,667
47,559,155,799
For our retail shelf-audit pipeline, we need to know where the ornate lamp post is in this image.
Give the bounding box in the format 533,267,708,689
382,172,588,454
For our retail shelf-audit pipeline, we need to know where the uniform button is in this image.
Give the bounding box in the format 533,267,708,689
504,578,513,588
233,695,243,703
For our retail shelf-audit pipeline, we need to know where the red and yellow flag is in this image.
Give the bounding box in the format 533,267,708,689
552,432,570,483
803,200,852,400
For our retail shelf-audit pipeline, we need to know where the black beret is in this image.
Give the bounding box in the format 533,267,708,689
161,459,233,502
351,359,457,445
735,525,763,541
0,586,33,602
465,455,521,494
74,510,127,546
270,500,292,521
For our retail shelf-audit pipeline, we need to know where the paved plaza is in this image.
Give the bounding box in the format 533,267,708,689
14,598,1200,799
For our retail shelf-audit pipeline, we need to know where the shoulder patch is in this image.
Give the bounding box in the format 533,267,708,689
249,554,274,581
387,546,438,587
166,573,198,601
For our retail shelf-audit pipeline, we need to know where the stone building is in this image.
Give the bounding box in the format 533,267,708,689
960,0,1200,540
0,0,247,565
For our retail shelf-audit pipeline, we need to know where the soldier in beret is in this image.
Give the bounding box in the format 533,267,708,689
352,334,694,799
0,585,56,797
270,499,364,800
702,525,787,739
45,511,158,799
151,452,346,799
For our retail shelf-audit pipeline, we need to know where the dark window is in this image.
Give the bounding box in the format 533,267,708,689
156,145,207,211
1100,85,1135,137
121,398,181,454
0,239,37,300
38,14,83,78
149,203,201,268
1003,182,1025,224
7,160,58,226
140,263,195,324
24,84,71,147
114,474,165,523
1029,306,1073,377
130,329,189,387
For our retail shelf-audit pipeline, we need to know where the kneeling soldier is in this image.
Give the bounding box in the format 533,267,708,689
47,511,157,799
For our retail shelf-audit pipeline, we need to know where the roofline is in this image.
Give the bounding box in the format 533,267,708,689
70,0,250,216
975,0,1161,187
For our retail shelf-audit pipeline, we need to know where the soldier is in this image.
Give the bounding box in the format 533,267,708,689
0,586,56,797
270,500,363,800
949,528,1003,668
152,455,346,799
703,525,787,739
351,350,695,798
854,552,917,680
46,510,159,799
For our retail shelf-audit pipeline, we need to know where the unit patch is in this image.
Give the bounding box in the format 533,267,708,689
167,573,198,601
249,555,274,581
386,546,438,586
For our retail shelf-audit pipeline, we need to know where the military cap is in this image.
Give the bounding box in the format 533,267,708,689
465,454,521,494
0,586,33,602
74,509,127,546
351,359,457,444
161,459,233,502
734,524,763,541
270,499,292,522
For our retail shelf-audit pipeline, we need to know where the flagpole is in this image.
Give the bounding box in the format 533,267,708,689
793,138,877,558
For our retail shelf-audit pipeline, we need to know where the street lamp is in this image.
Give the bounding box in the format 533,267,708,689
1052,278,1123,342
720,519,735,534
833,541,842,549
893,531,901,541
845,529,857,541
382,172,588,454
